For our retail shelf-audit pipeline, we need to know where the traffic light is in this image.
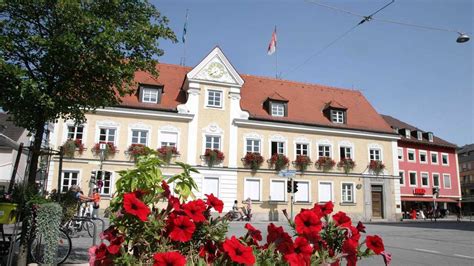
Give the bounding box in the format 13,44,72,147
287,180,293,193
432,187,439,197
293,181,299,193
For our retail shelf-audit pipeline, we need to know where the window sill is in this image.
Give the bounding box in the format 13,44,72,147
339,202,356,206
268,201,288,205
294,202,312,205
242,200,262,204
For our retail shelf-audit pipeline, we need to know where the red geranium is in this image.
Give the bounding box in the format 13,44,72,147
366,235,385,255
205,193,224,213
168,215,196,242
321,201,334,215
332,211,352,228
267,223,294,254
295,209,323,241
356,221,366,233
223,236,255,265
244,223,262,242
123,192,151,222
153,251,186,266
161,180,171,198
107,235,124,255
183,199,207,222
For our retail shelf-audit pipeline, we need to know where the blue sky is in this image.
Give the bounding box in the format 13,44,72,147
152,0,473,146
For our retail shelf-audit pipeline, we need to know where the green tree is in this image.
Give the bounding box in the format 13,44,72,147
0,1,176,185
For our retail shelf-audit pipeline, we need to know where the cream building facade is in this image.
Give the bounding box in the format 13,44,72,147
48,47,402,221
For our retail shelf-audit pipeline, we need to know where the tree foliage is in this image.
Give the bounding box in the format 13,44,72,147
0,0,176,183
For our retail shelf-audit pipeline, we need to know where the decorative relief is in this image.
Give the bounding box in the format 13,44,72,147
294,136,310,143
202,123,224,134
269,134,287,142
244,132,263,141
339,140,354,147
160,125,180,133
129,122,151,130
368,143,382,149
317,139,332,145
96,120,119,127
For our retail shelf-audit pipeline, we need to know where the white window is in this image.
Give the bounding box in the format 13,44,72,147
99,128,116,143
331,110,344,123
67,125,84,140
270,180,286,201
207,90,222,108
441,153,449,165
99,171,112,196
419,151,428,163
428,132,433,142
295,181,310,202
417,131,423,140
61,171,79,193
318,145,331,158
131,130,148,145
246,139,261,153
397,148,403,161
431,152,438,164
409,172,417,186
443,174,451,189
369,148,381,161
206,136,221,150
244,179,261,201
341,183,354,203
141,87,159,103
318,182,332,202
407,149,416,162
432,173,440,187
405,129,411,139
399,171,405,186
271,102,285,117
271,141,285,155
340,146,352,160
296,143,309,156
203,177,219,197
160,132,178,147
421,172,429,187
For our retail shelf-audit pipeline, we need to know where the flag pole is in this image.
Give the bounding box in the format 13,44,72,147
182,9,189,66
275,26,278,79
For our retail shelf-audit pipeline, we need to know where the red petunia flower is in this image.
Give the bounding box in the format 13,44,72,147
123,192,151,222
294,237,313,257
134,189,149,199
205,193,224,213
295,209,323,241
312,204,323,218
284,253,307,266
381,250,392,266
356,221,366,233
106,235,124,255
245,223,263,242
332,211,352,228
321,201,334,215
223,236,255,265
199,241,219,263
167,195,181,211
161,180,171,198
91,243,113,265
342,238,358,255
267,223,294,254
183,199,207,222
168,215,196,242
346,226,360,242
153,251,186,266
100,226,119,242
366,235,385,255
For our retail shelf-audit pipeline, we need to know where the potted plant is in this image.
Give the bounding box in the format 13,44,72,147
203,149,225,167
268,153,289,171
315,157,336,172
293,155,312,172
338,158,356,174
62,139,85,158
127,144,154,161
369,160,385,176
92,142,118,159
157,146,180,164
242,152,264,171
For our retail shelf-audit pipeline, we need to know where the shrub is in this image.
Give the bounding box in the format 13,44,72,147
34,203,63,264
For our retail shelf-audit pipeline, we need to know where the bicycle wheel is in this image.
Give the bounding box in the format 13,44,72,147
29,228,72,264
83,220,95,238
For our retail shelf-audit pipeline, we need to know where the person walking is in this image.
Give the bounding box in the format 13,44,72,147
455,201,462,222
91,188,101,218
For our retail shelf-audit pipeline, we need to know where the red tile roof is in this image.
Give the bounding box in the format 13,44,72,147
381,115,457,148
120,63,394,134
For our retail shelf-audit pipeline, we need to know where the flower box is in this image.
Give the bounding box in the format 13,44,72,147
293,155,312,172
62,139,85,158
127,144,154,161
268,153,289,171
369,160,385,176
202,149,225,167
337,158,356,174
242,152,264,171
92,142,118,159
157,146,180,164
315,157,336,172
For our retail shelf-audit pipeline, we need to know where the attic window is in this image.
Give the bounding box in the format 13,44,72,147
140,85,162,104
330,110,345,124
428,132,434,142
417,131,423,140
405,129,411,139
271,102,285,117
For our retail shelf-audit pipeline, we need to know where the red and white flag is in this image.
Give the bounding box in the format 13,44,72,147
267,27,277,55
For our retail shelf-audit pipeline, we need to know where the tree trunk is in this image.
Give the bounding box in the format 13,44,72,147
27,122,46,185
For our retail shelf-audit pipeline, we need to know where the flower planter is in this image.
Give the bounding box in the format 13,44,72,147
242,152,264,171
157,146,180,164
127,144,155,161
62,139,85,158
202,149,225,167
337,158,356,174
293,155,312,172
369,160,385,176
0,203,17,224
268,154,289,171
92,142,118,159
315,157,336,172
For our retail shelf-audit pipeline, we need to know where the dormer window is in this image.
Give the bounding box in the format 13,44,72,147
428,132,433,142
405,129,411,139
271,102,285,117
140,85,162,104
330,110,345,124
417,131,423,140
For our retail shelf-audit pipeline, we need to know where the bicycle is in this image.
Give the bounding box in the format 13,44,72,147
62,201,95,238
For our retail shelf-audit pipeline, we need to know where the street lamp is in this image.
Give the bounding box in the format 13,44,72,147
456,33,470,43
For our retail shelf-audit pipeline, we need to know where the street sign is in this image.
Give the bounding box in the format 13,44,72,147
278,170,296,178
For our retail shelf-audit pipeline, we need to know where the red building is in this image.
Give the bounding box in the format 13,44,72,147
382,115,461,214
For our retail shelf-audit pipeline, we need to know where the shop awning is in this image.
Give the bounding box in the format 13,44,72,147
401,197,459,203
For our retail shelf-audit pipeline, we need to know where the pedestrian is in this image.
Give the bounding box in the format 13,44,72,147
92,188,101,218
455,201,462,222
